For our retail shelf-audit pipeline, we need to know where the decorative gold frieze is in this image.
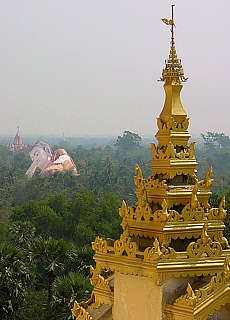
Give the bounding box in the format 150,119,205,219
157,116,189,132
119,200,128,218
164,259,230,320
145,177,167,190
148,164,197,181
120,191,226,230
151,141,196,161
167,209,180,222
117,187,227,250
143,239,176,262
92,229,229,289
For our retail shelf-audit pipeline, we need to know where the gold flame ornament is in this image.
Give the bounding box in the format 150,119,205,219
161,18,173,25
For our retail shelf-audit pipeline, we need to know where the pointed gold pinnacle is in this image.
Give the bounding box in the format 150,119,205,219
160,5,187,83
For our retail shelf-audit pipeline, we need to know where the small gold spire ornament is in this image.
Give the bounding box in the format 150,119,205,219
161,18,173,26
160,4,187,84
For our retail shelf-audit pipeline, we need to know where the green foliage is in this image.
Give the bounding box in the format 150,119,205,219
0,220,11,242
0,136,152,208
115,130,142,152
0,138,148,318
201,131,230,150
11,199,69,239
3,131,230,317
30,237,75,300
9,221,36,250
75,245,95,276
70,190,121,246
0,242,31,319
11,190,122,246
11,289,48,320
196,147,230,192
12,172,82,206
97,192,122,238
49,272,92,320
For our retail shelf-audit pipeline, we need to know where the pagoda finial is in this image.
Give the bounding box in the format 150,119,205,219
161,4,175,47
160,5,187,84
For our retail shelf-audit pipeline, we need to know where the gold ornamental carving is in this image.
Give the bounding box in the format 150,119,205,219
167,258,230,320
180,184,205,221
145,177,167,190
151,140,196,161
186,225,222,258
153,199,169,222
90,266,111,290
71,301,93,320
90,266,113,308
134,163,143,187
114,234,138,257
92,237,108,253
144,239,162,261
198,167,213,190
157,116,189,132
207,196,227,220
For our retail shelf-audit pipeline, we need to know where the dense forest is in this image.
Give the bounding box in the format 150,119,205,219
1,131,230,319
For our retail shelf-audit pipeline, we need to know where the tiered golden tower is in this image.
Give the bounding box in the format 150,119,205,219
72,6,230,320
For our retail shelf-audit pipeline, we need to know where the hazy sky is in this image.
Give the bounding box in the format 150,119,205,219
0,1,229,137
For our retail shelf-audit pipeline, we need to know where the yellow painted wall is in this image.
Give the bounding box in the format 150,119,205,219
113,272,162,320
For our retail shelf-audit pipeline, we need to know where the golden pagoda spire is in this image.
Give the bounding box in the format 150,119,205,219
148,5,198,186
160,5,187,84
72,8,230,320
155,4,190,153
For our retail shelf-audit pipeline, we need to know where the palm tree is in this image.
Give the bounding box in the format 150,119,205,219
49,271,92,320
30,237,74,300
0,242,30,319
75,245,95,276
9,221,36,250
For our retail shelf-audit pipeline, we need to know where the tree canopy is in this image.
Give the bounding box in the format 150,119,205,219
201,132,230,150
115,131,142,152
1,130,230,318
